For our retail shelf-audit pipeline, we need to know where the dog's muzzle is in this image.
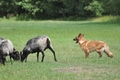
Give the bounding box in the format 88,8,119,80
73,38,78,43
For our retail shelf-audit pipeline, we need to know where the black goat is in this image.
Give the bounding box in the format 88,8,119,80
0,39,19,65
20,36,57,62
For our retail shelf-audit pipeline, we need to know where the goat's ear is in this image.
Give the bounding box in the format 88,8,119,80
13,48,16,51
15,51,19,54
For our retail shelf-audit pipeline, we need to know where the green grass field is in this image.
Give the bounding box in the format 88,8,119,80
0,21,120,80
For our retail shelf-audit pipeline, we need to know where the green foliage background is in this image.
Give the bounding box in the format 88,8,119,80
0,0,120,20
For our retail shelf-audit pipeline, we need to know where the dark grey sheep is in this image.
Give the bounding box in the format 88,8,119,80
0,39,19,65
0,37,6,64
20,36,57,62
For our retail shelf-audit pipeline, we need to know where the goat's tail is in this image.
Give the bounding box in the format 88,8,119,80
47,38,53,48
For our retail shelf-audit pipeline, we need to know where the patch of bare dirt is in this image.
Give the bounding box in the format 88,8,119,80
53,66,107,74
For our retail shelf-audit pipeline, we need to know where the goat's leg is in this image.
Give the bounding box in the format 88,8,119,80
2,58,5,65
25,58,27,62
48,47,57,61
24,54,29,62
9,54,13,64
37,52,39,62
1,56,5,65
41,52,45,62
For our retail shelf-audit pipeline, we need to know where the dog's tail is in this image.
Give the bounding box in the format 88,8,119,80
104,46,113,58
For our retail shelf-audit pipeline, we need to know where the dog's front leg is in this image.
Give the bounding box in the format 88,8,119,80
85,52,89,58
83,48,89,58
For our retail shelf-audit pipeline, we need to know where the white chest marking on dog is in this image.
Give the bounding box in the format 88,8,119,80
79,40,85,44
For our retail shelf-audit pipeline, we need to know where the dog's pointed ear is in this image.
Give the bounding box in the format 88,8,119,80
78,33,81,37
82,34,84,36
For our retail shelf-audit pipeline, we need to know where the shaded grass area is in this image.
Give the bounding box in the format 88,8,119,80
90,16,120,22
0,15,120,22
0,21,120,80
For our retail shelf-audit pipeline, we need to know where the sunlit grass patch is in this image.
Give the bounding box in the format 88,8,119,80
90,15,120,22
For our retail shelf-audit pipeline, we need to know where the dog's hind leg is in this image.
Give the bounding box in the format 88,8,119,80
96,49,102,58
97,52,102,58
85,52,89,58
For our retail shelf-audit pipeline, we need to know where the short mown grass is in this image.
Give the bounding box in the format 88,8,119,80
0,20,120,80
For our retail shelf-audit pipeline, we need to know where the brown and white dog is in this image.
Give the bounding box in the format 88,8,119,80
73,33,113,58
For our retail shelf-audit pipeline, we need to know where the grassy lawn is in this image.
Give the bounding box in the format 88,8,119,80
0,21,120,80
